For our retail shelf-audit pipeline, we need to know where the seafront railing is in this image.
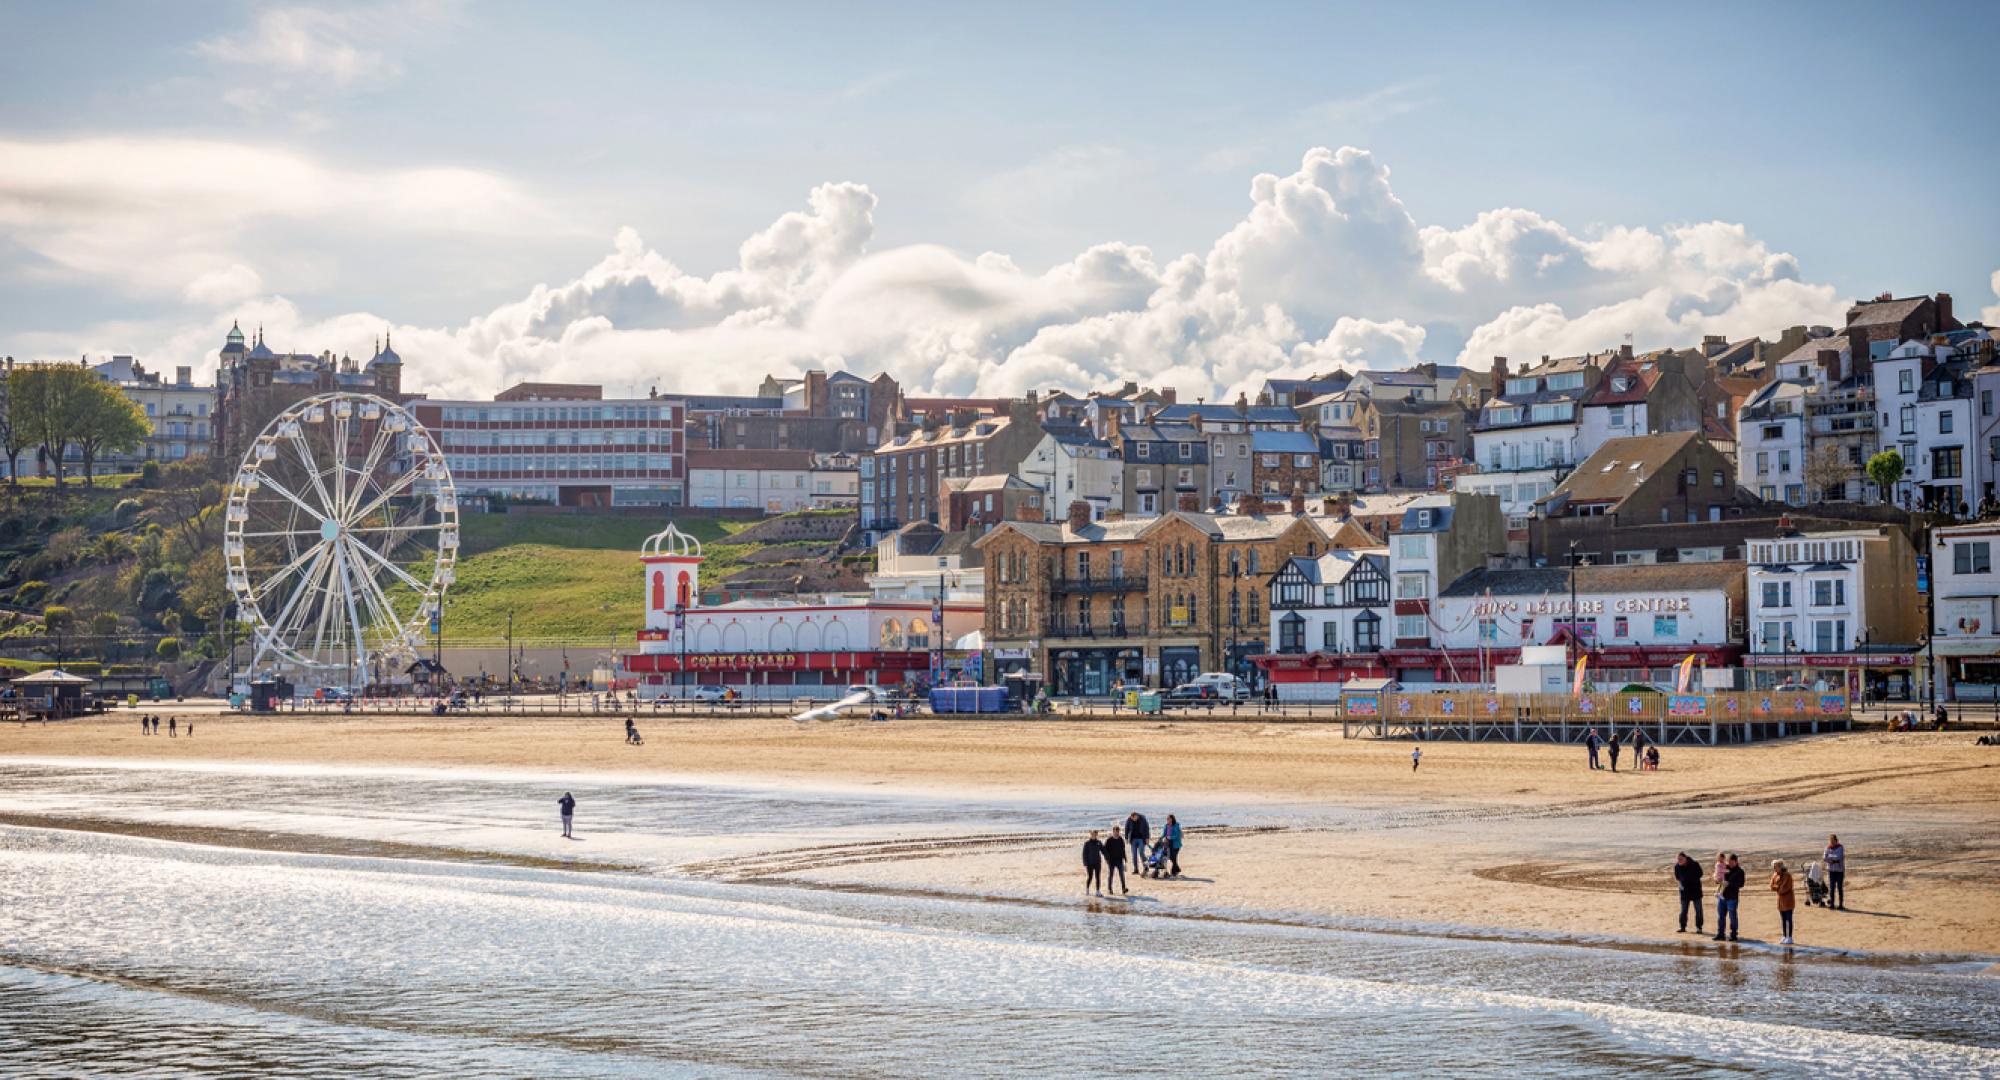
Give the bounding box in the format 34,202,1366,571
1337,690,1852,745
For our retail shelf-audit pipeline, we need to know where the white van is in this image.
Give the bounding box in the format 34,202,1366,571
1188,672,1251,701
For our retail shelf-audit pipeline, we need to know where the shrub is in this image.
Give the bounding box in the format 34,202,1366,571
14,580,48,607
139,461,161,487
155,636,181,660
112,498,143,527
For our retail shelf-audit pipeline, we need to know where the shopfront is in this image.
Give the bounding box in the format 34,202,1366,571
1743,650,1918,700
1052,647,1143,696
1159,646,1203,689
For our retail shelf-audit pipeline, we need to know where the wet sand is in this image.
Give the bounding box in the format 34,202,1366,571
6,714,1998,957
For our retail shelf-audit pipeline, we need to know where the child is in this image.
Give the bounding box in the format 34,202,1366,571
1411,746,1422,771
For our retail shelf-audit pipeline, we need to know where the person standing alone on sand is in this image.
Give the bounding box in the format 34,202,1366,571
168,717,177,739
1412,746,1422,771
1103,827,1128,895
1606,735,1619,772
1586,728,1601,769
1082,830,1104,896
1673,852,1705,934
1770,859,1797,944
558,792,576,839
1823,834,1846,909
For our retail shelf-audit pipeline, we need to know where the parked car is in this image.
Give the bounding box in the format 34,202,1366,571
1164,683,1220,708
687,684,731,704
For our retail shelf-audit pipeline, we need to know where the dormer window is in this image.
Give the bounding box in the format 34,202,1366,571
1611,377,1631,393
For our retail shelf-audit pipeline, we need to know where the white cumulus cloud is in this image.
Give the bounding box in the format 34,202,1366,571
30,144,1850,405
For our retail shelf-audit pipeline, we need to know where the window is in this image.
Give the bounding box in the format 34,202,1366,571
1396,614,1428,641
1354,612,1381,650
1955,541,1992,575
1612,616,1628,638
1520,617,1535,641
1279,613,1305,653
1936,447,1963,480
1812,619,1845,653
1756,451,1769,474
1322,621,1339,650
1900,370,1914,394
1609,405,1627,429
1984,389,1993,417
1761,581,1792,608
1811,579,1845,606
1713,470,1724,488
1941,411,1955,434
1478,617,1499,642
1179,443,1192,460
1900,405,1915,435
1654,614,1678,639
1136,442,1150,459
1396,533,1428,559
1395,572,1427,599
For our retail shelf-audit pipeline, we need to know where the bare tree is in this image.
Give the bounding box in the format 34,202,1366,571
1802,443,1855,503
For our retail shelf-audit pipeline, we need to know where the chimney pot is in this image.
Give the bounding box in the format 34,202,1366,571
1289,487,1306,515
1176,492,1201,512
1067,500,1092,533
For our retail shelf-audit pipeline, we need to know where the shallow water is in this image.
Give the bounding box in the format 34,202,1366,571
0,762,1995,1078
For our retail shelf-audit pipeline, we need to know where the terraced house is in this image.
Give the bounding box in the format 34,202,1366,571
976,499,1334,693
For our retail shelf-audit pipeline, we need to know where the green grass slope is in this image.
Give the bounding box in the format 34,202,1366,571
443,513,753,641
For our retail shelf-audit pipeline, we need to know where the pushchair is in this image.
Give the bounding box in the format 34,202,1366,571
1803,860,1830,907
1143,839,1175,879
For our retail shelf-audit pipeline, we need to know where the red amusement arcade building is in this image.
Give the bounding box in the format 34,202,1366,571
620,523,982,699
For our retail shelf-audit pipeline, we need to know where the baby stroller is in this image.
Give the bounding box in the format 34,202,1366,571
1143,839,1175,879
1803,860,1830,907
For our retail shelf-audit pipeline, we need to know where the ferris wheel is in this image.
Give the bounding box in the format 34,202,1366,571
225,392,457,689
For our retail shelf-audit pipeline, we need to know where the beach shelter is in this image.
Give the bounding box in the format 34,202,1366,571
9,669,96,718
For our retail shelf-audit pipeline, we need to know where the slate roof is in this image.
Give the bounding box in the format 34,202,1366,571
1542,431,1701,507
1150,403,1302,425
1251,430,1320,453
1439,560,1747,599
1847,296,1929,329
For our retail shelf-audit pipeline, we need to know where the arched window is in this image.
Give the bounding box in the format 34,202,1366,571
651,570,665,610
676,570,692,609
908,617,930,650
1228,550,1241,577
880,618,903,650
1229,590,1242,627
1248,549,1260,575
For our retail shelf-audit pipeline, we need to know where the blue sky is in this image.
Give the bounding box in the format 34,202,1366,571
1,2,1996,398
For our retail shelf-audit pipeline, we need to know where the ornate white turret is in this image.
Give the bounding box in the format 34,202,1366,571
640,522,704,636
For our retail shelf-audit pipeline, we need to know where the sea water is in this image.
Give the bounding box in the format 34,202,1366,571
0,762,1995,1078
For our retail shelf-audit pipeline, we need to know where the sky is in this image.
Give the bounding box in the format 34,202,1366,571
2,1,1997,402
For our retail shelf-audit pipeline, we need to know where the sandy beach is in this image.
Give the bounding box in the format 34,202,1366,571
5,712,1997,958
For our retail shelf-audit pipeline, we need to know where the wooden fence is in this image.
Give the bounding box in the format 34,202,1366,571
1339,690,1851,745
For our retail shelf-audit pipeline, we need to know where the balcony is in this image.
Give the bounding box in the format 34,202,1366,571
1049,573,1149,594
1044,621,1135,641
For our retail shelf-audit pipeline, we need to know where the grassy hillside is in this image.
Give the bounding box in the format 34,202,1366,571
443,513,756,641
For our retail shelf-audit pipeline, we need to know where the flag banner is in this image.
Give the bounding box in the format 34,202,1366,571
1572,654,1588,696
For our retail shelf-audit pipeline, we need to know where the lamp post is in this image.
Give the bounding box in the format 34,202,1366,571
675,599,688,703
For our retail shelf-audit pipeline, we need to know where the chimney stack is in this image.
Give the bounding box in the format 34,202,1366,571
1491,356,1509,384
1237,493,1263,516
1289,486,1306,516
1177,492,1201,512
1104,507,1125,522
175,365,192,385
1938,292,1955,330
1067,500,1092,533
1102,406,1123,442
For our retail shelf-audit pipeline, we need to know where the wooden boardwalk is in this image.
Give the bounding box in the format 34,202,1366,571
1339,691,1852,746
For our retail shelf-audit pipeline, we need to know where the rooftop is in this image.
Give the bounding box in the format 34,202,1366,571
1542,430,1703,508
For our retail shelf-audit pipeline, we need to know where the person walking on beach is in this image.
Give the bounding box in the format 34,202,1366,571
168,716,177,738
1714,854,1744,942
1823,834,1846,910
139,715,149,736
1585,728,1601,769
558,792,576,839
1126,812,1150,861
185,722,193,739
1412,745,1422,771
1103,826,1129,895
1162,815,1183,877
1606,735,1619,772
1673,852,1705,934
1082,830,1104,896
1770,859,1797,944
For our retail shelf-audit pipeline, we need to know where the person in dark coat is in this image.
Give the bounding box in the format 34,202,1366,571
558,792,576,838
1606,735,1620,772
1714,853,1745,942
1102,827,1128,895
1126,812,1150,856
1673,852,1705,934
1082,830,1104,896
1585,728,1601,769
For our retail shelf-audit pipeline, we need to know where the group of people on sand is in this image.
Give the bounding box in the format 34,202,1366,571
1081,812,1184,897
1672,834,1847,946
1584,727,1659,771
137,715,188,738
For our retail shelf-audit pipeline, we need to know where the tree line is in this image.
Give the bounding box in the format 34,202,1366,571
0,360,153,491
